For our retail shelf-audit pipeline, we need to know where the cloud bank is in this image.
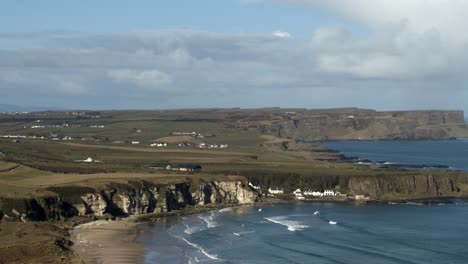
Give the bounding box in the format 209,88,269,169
0,1,467,111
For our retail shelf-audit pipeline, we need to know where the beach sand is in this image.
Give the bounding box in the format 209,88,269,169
71,218,146,264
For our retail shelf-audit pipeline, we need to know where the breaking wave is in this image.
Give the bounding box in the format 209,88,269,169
181,238,220,260
198,212,218,228
264,216,308,231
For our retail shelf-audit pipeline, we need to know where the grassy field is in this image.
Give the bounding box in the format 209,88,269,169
0,110,353,196
1,109,465,197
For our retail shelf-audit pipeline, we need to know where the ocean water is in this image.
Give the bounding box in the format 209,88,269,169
138,203,468,263
319,139,468,171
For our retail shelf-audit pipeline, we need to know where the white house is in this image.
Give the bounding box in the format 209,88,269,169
304,190,323,197
268,187,284,195
324,190,336,196
249,182,261,191
131,141,140,145
74,157,101,163
293,189,305,200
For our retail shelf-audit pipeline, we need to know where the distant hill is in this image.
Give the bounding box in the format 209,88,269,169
0,104,63,112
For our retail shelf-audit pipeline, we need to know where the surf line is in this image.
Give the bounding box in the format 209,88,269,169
181,238,221,260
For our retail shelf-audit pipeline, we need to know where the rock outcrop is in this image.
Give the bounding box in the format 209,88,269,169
0,178,258,222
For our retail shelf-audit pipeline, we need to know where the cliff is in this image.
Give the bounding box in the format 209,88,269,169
0,178,258,222
347,172,468,200
239,109,467,140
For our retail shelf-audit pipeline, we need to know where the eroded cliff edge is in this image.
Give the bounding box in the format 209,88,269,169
0,177,258,222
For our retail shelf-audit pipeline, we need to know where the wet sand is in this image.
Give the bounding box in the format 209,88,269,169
71,218,146,264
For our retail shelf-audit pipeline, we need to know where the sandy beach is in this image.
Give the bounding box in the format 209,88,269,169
71,218,146,264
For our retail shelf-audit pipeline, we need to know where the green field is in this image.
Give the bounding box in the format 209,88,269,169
0,110,464,197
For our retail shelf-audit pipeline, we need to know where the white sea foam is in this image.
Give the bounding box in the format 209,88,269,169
218,208,232,213
198,212,218,228
233,231,255,236
182,238,220,260
264,216,308,231
183,222,203,235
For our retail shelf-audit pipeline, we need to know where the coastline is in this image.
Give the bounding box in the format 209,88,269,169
70,196,467,263
71,217,146,264
70,203,260,263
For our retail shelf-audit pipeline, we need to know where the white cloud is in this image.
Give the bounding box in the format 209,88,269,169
272,30,292,38
0,23,467,110
108,68,173,90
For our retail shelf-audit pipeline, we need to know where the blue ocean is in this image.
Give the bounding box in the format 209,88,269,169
139,203,468,263
138,140,468,263
320,139,468,171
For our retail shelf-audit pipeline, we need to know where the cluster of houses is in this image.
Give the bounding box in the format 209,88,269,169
0,151,5,157
172,131,211,139
295,189,338,199
303,190,337,197
248,183,343,200
150,142,167,147
173,142,229,149
0,134,76,142
149,163,202,172
172,131,198,136
198,143,228,149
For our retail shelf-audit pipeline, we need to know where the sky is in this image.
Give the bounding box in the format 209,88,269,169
0,0,467,112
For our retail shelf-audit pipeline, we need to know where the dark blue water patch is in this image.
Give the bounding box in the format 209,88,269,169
318,139,468,171
138,203,468,264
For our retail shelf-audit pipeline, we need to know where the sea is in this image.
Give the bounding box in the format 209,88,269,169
138,139,468,263
320,139,468,172
139,203,468,264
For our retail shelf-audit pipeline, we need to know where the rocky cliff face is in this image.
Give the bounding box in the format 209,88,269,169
248,110,466,140
347,173,468,199
0,179,258,222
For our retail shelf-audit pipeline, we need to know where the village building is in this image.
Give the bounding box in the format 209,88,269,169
268,187,284,195
248,182,261,191
303,189,337,197
293,189,305,200
150,142,167,147
173,164,202,172
74,157,102,163
149,163,172,170
131,141,140,145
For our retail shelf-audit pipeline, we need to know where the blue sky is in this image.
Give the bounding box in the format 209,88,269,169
1,1,363,41
0,0,467,112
